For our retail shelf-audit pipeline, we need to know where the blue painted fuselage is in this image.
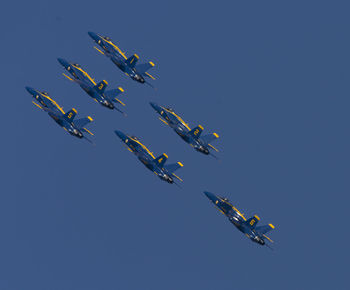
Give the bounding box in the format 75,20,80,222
204,191,271,245
150,102,212,154
26,87,84,138
88,32,146,83
114,130,175,183
57,58,116,110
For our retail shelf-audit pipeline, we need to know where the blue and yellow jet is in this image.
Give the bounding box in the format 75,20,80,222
88,32,156,86
57,58,126,114
150,102,219,156
26,87,94,141
204,191,275,247
115,130,183,184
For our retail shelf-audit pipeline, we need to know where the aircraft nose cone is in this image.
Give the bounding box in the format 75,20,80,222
149,102,162,113
114,130,127,141
57,58,69,68
25,86,36,95
204,191,216,202
88,31,99,42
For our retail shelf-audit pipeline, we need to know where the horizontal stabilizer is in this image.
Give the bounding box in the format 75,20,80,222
154,153,168,168
74,116,93,130
201,132,219,145
125,54,139,68
245,215,260,229
164,162,183,173
135,61,155,75
82,127,94,136
104,87,125,105
189,125,203,139
64,108,77,121
256,224,275,235
94,80,108,93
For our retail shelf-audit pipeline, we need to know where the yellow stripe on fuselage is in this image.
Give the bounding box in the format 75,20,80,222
164,108,191,131
102,38,127,60
218,197,247,221
129,137,156,159
71,64,96,85
42,95,65,114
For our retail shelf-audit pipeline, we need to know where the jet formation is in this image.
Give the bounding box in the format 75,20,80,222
27,31,276,247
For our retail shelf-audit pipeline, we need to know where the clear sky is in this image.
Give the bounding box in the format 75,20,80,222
1,0,350,289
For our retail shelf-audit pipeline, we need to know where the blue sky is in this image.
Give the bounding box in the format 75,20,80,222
1,0,350,289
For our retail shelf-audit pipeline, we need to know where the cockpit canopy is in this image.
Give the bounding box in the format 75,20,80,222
41,91,49,96
130,135,139,140
103,36,111,41
166,107,174,112
73,63,80,68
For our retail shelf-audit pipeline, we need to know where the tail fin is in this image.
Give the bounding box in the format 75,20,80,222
135,61,155,76
154,153,168,168
94,80,108,93
201,132,219,145
256,224,275,235
104,87,125,105
189,125,204,139
74,116,93,130
125,54,139,68
164,162,183,173
245,215,260,229
64,108,77,121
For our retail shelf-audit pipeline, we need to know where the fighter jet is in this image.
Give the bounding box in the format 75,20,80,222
114,130,183,184
26,86,94,141
204,191,275,247
88,32,155,86
150,102,219,156
57,58,126,115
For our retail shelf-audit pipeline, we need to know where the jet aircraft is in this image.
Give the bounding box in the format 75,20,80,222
150,102,219,156
26,86,94,141
57,58,126,114
88,32,156,86
114,130,183,184
204,191,275,247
